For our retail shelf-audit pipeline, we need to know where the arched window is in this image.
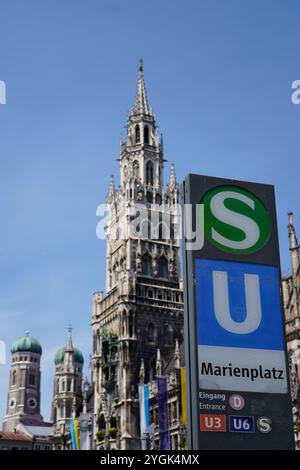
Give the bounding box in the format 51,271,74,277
144,125,149,144
110,416,117,428
67,378,72,392
148,289,153,298
158,256,168,278
29,373,35,386
142,253,152,276
146,191,153,203
66,401,72,418
129,311,133,337
96,331,100,354
12,370,16,386
62,379,66,392
146,161,154,185
155,193,162,205
99,414,106,430
135,125,140,143
164,324,173,345
122,310,127,336
147,323,156,343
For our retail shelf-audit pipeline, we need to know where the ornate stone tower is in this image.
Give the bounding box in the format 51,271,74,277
282,212,300,449
91,61,184,450
3,332,44,432
51,326,84,449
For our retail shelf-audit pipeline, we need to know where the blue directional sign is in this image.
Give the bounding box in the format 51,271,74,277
195,259,284,351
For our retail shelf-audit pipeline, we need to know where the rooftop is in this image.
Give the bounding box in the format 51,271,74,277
21,425,53,437
0,431,32,442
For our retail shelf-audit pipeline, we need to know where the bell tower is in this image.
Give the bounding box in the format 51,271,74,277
120,60,163,203
92,62,184,450
3,332,43,432
51,326,84,449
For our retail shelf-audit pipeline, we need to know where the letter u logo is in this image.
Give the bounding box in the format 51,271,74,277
233,419,242,430
204,417,214,428
212,270,262,334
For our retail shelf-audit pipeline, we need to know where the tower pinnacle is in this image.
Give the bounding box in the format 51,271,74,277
288,212,299,276
66,324,73,351
132,60,150,116
169,161,177,190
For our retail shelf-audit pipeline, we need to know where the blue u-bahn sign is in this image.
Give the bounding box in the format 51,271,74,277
182,174,294,450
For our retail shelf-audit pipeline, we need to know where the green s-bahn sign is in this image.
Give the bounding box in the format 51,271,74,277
201,185,271,255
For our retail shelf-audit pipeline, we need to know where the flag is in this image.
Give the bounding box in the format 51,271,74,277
70,419,77,450
74,419,80,450
79,414,89,450
180,368,187,426
180,367,188,450
157,376,170,450
144,384,150,427
139,384,150,449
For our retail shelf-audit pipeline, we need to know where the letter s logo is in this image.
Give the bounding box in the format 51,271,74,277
210,190,260,251
201,185,271,254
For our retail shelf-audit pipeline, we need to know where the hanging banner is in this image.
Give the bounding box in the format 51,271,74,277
144,384,150,428
182,174,294,450
79,414,89,450
70,419,77,450
139,384,151,449
139,384,147,449
157,376,170,450
180,368,187,427
74,418,80,450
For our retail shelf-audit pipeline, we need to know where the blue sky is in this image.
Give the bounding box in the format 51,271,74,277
0,0,300,423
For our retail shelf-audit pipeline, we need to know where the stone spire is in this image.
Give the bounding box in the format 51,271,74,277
174,339,180,370
169,161,177,191
139,358,145,384
66,324,74,352
156,349,162,377
132,60,150,116
107,174,115,201
288,212,299,277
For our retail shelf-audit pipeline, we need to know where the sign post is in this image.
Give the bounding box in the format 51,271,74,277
182,174,294,450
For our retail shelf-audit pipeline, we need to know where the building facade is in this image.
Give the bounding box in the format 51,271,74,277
282,212,300,449
91,61,184,450
141,341,187,450
51,327,84,449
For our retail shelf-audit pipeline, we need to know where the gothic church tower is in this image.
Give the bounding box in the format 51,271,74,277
91,62,184,450
3,332,44,432
51,326,84,449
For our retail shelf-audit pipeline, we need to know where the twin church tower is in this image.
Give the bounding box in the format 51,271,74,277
2,62,184,449
2,328,83,435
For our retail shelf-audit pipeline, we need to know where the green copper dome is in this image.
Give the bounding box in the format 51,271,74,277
11,333,42,355
54,347,84,365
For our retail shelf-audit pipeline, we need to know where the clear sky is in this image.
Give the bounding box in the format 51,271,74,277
0,0,300,424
